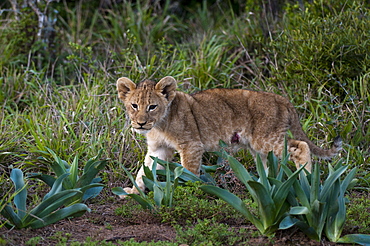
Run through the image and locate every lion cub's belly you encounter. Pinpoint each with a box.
[202,130,251,152]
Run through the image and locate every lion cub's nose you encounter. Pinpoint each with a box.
[137,121,147,127]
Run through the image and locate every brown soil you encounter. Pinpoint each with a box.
[0,197,342,246]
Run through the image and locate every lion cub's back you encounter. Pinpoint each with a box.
[190,88,290,115]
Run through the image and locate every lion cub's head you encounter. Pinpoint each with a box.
[116,76,177,134]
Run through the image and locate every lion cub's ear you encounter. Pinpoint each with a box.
[156,76,177,102]
[116,77,136,101]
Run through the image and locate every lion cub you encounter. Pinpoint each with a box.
[117,76,342,195]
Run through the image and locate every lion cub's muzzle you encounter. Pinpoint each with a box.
[131,121,154,134]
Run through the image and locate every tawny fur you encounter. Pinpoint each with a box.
[116,76,342,196]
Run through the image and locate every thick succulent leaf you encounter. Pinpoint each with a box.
[227,155,254,186]
[151,157,158,179]
[69,154,79,188]
[142,176,155,191]
[83,149,104,172]
[27,173,56,188]
[295,221,321,241]
[325,196,345,242]
[0,204,22,228]
[267,151,279,177]
[10,169,27,220]
[111,187,127,196]
[337,234,370,244]
[44,173,70,200]
[76,159,107,188]
[268,177,282,192]
[174,166,184,180]
[164,163,172,204]
[340,167,357,194]
[325,168,357,242]
[154,158,203,182]
[280,164,293,176]
[289,206,309,215]
[128,194,154,210]
[29,203,90,229]
[153,185,164,207]
[201,165,219,172]
[46,148,68,177]
[27,190,82,222]
[111,187,154,210]
[120,165,147,197]
[143,164,154,181]
[80,183,105,201]
[247,181,276,228]
[279,215,299,229]
[310,199,326,239]
[310,164,320,204]
[285,170,310,208]
[255,155,269,189]
[320,165,347,201]
[273,164,305,212]
[154,158,180,169]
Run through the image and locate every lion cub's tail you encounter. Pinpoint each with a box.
[289,106,342,159]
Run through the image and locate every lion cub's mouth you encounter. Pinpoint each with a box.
[133,127,151,134]
[131,123,153,134]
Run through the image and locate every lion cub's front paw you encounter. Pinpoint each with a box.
[119,187,140,199]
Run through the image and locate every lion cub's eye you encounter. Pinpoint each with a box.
[131,104,138,110]
[148,105,157,111]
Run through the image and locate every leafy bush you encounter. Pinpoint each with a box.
[28,148,107,203]
[0,169,90,229]
[271,1,370,95]
[201,144,305,236]
[112,157,216,210]
[280,161,370,244]
[112,161,157,210]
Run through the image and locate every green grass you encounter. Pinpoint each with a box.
[0,0,369,244]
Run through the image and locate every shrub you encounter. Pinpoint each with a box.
[201,144,305,236]
[0,169,90,229]
[271,1,370,96]
[280,161,370,244]
[28,148,107,203]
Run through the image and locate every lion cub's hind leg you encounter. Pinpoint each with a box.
[288,139,312,172]
[178,144,204,176]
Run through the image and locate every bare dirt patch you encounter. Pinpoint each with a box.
[1,197,341,246]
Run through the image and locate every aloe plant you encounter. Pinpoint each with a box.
[0,169,90,229]
[201,147,305,236]
[279,161,370,244]
[112,156,218,210]
[112,163,155,210]
[28,148,107,203]
[152,158,218,185]
[112,157,185,209]
[143,157,185,207]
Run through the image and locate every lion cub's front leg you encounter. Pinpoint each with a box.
[120,147,173,198]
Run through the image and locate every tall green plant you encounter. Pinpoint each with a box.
[143,157,184,208]
[0,169,90,229]
[279,162,370,244]
[112,155,217,210]
[28,148,107,203]
[201,145,305,236]
[112,157,186,210]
